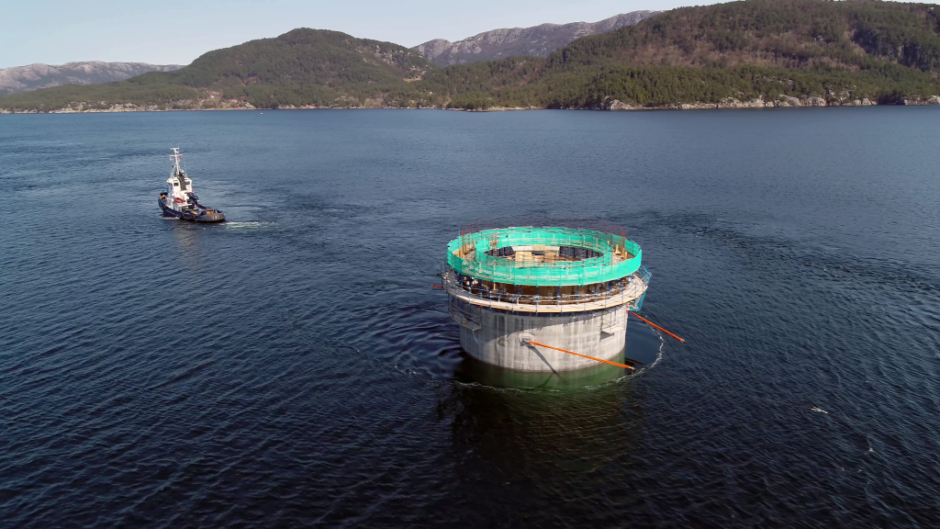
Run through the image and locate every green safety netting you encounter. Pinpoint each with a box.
[447,226,642,286]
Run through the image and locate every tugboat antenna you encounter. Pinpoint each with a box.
[169,147,182,176]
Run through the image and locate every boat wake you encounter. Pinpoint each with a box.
[224,221,276,230]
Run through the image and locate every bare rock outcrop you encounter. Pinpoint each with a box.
[0,61,182,95]
[413,11,661,66]
[605,93,896,111]
[0,61,183,96]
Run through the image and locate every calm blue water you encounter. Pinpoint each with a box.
[1,108,938,527]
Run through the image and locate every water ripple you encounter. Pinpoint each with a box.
[1,109,939,527]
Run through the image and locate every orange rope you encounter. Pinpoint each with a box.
[630,312,685,342]
[431,284,445,289]
[526,340,635,370]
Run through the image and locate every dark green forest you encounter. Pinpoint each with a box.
[0,29,430,111]
[422,0,940,109]
[3,0,940,112]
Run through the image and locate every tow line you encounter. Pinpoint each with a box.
[523,338,636,370]
[630,312,685,342]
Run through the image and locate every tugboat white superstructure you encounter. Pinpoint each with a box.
[158,148,225,223]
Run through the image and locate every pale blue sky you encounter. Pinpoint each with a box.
[0,0,723,68]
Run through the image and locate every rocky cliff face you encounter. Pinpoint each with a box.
[413,11,660,66]
[0,62,183,96]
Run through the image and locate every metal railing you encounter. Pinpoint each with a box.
[443,268,650,310]
[447,226,643,287]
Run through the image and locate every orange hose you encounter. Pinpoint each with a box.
[526,340,635,370]
[630,312,685,342]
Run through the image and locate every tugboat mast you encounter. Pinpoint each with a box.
[169,147,185,187]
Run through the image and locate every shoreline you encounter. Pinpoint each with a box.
[3,95,939,115]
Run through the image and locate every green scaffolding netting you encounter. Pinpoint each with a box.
[447,226,642,286]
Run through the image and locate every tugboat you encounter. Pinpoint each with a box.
[158,148,225,223]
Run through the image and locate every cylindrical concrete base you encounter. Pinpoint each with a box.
[455,301,628,372]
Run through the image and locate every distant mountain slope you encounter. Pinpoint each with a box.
[166,29,428,89]
[0,29,430,111]
[423,0,940,109]
[547,0,940,72]
[413,11,661,65]
[3,1,940,113]
[0,62,183,95]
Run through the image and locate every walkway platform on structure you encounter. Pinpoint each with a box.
[442,271,648,314]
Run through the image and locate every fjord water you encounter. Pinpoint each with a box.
[1,108,938,527]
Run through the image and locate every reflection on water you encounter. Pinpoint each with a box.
[453,351,629,389]
[169,222,219,273]
[437,375,646,526]
[170,222,200,250]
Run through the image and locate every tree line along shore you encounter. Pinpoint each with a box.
[3,1,940,113]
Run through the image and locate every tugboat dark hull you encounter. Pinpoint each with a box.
[159,196,226,223]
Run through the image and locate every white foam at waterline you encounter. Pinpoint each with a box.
[224,221,276,229]
[597,332,666,388]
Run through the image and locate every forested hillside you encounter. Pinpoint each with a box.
[426,0,940,109]
[0,29,429,111]
[3,0,940,112]
[555,0,940,71]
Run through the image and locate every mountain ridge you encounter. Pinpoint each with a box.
[0,29,430,112]
[428,0,940,110]
[3,1,940,113]
[0,62,183,96]
[413,11,661,66]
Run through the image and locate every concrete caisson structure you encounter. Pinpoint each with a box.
[444,224,650,372]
